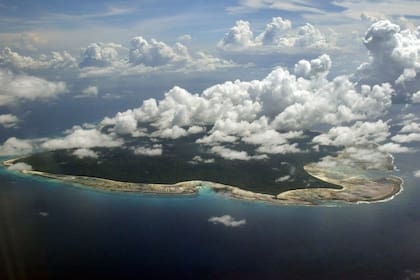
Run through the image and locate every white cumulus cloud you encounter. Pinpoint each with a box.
[0,114,19,128]
[313,120,390,147]
[0,69,66,106]
[41,126,123,150]
[218,20,255,49]
[412,91,420,103]
[378,142,413,153]
[129,36,189,67]
[0,47,76,70]
[0,137,34,156]
[275,175,291,182]
[400,122,420,133]
[80,37,236,77]
[256,17,292,45]
[210,145,266,161]
[81,86,98,97]
[97,52,395,159]
[392,133,420,143]
[79,42,123,68]
[218,17,334,50]
[353,20,420,101]
[208,215,246,227]
[73,148,99,159]
[133,144,162,156]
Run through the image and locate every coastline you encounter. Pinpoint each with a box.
[2,156,403,206]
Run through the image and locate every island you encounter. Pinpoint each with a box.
[2,140,403,206]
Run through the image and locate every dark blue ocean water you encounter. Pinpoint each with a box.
[1,149,420,280]
[1,104,420,279]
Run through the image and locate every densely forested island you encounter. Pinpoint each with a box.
[2,134,403,205]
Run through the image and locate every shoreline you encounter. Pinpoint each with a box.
[2,156,403,206]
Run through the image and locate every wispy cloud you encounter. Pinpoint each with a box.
[227,0,326,14]
[30,4,135,22]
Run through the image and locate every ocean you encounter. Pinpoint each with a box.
[1,148,420,279]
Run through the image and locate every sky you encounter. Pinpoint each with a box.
[0,0,419,171]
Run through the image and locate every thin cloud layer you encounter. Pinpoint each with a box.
[228,0,327,14]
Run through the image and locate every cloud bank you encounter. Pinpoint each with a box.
[218,17,334,50]
[0,20,417,164]
[98,52,393,159]
[354,20,420,101]
[0,47,76,70]
[78,36,236,77]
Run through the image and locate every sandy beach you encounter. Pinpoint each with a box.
[2,155,403,206]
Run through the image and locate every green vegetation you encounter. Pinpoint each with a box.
[18,133,340,195]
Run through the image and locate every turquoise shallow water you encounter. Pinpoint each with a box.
[1,149,420,279]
